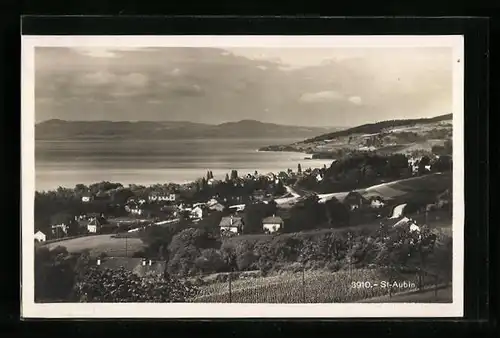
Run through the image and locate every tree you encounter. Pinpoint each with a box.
[225,173,230,182]
[324,197,350,228]
[386,154,410,178]
[196,211,223,234]
[243,202,276,234]
[112,188,134,205]
[274,180,286,196]
[194,248,226,273]
[418,156,431,175]
[286,195,327,232]
[35,246,80,302]
[230,170,239,180]
[432,155,452,172]
[169,228,220,258]
[297,163,302,174]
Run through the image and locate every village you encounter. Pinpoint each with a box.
[34,149,452,248]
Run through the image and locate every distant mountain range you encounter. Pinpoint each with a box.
[35,119,345,140]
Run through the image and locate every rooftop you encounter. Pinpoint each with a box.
[219,216,243,228]
[262,216,284,224]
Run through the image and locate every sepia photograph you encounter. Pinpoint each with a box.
[21,35,464,318]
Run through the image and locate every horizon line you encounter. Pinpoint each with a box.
[35,112,452,128]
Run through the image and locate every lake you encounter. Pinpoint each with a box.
[35,138,333,192]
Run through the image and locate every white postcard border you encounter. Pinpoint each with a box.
[21,35,464,318]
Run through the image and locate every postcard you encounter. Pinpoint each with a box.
[21,35,464,318]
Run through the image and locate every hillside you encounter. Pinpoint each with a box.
[35,119,342,140]
[259,113,452,157]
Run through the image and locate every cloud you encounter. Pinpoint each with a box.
[171,68,181,76]
[299,90,345,103]
[77,72,148,88]
[73,47,156,58]
[256,65,267,70]
[147,99,163,104]
[74,48,119,58]
[79,71,118,85]
[168,84,205,97]
[121,73,149,87]
[348,96,362,105]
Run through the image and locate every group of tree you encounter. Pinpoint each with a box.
[298,153,412,193]
[243,201,278,234]
[35,246,198,303]
[206,171,214,181]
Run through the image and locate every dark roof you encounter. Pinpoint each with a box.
[97,257,166,277]
[262,216,284,224]
[337,191,366,203]
[219,216,243,227]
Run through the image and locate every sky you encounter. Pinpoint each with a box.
[34,46,453,127]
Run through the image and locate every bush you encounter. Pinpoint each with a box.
[73,266,198,302]
[194,248,226,274]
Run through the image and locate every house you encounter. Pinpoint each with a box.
[149,193,179,203]
[34,230,46,243]
[84,217,103,233]
[252,190,266,201]
[190,206,204,220]
[125,202,144,215]
[208,202,225,212]
[369,196,386,209]
[206,198,219,207]
[81,194,94,203]
[219,216,244,234]
[262,215,284,234]
[96,257,166,278]
[337,191,367,211]
[51,224,68,237]
[228,204,245,213]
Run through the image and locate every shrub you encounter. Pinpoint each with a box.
[194,248,226,274]
[73,266,198,302]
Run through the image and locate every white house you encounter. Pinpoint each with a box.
[86,217,102,233]
[34,230,46,242]
[208,203,225,212]
[370,197,385,209]
[81,194,94,203]
[228,204,245,212]
[262,215,284,234]
[190,206,204,220]
[206,198,219,207]
[149,193,179,202]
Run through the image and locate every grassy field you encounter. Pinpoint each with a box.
[316,172,451,204]
[190,268,445,303]
[43,234,145,257]
[362,172,451,200]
